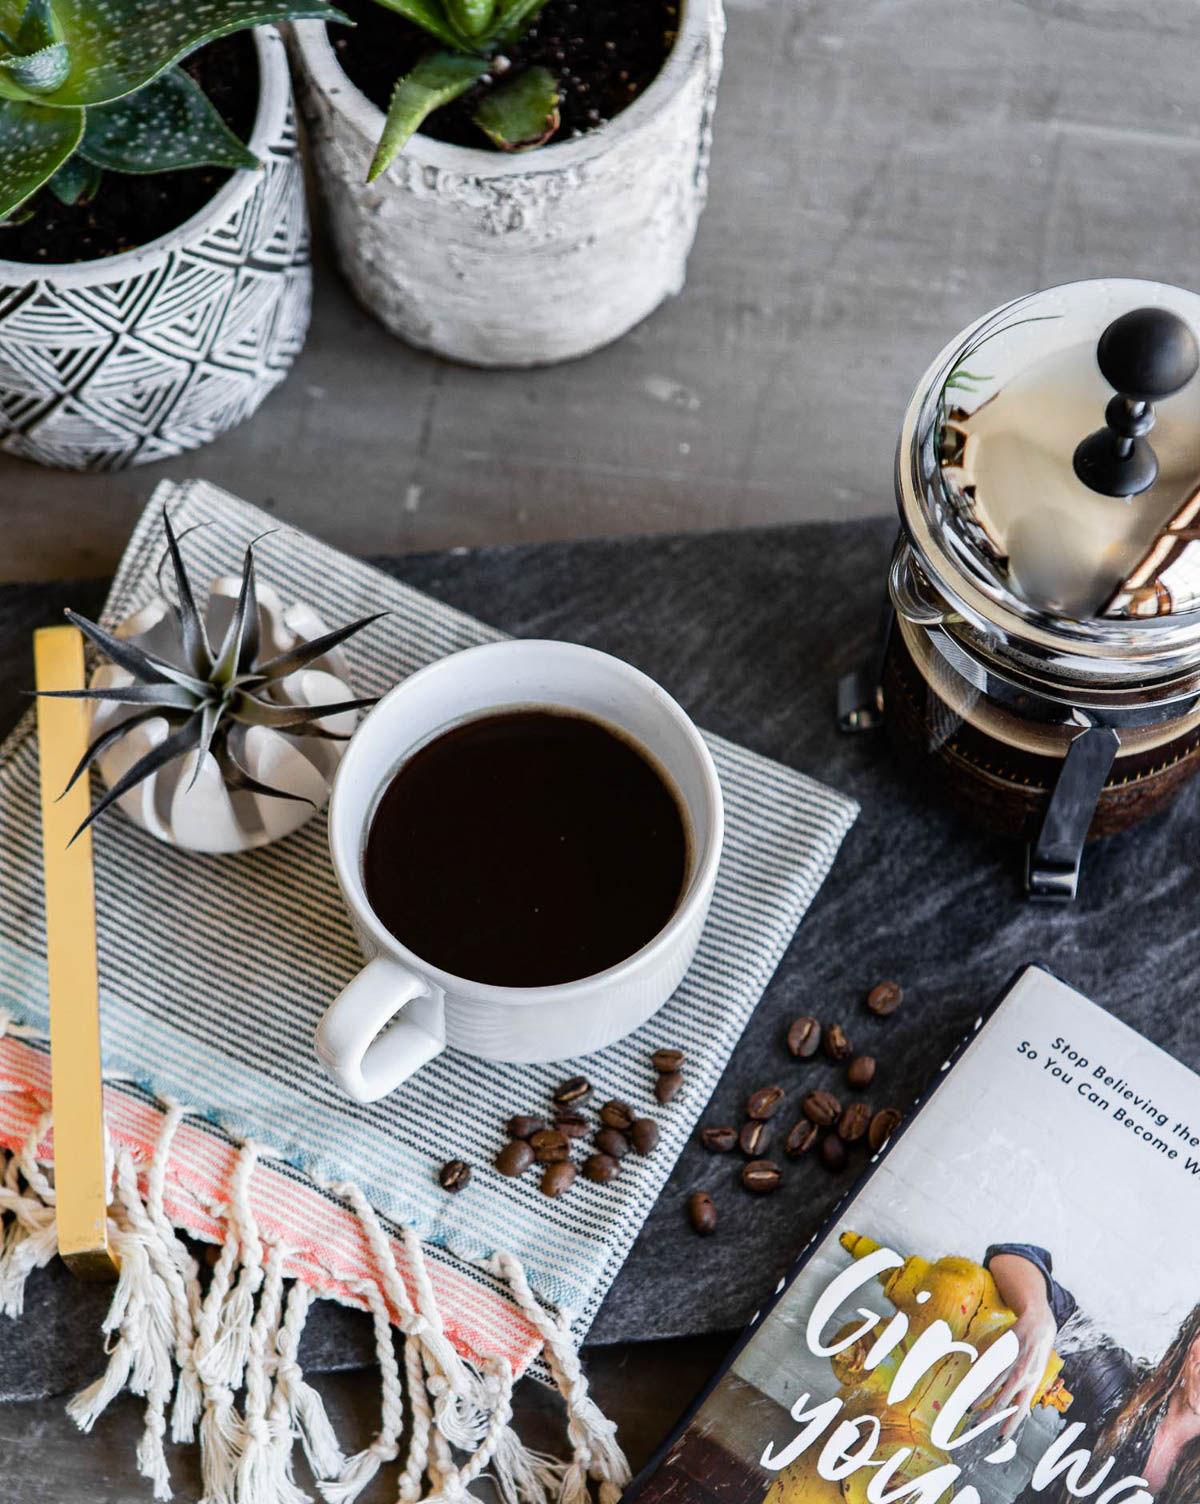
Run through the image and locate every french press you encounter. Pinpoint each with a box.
[841,279,1200,900]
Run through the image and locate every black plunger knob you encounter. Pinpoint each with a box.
[1074,306,1199,498]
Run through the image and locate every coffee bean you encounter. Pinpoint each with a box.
[839,1102,872,1142]
[701,1125,737,1153]
[786,1015,821,1058]
[553,1111,589,1138]
[867,980,903,1017]
[495,1140,534,1177]
[530,1129,570,1163]
[688,1190,717,1235]
[595,1127,630,1158]
[741,1159,782,1194]
[655,1071,684,1105]
[819,1134,848,1172]
[506,1115,546,1140]
[823,1023,852,1061]
[599,1099,635,1131]
[747,1085,785,1120]
[552,1076,592,1107]
[583,1153,619,1183]
[438,1159,471,1192]
[541,1161,576,1197]
[802,1089,841,1126]
[739,1120,771,1156]
[785,1119,819,1157]
[868,1106,902,1150]
[630,1118,660,1155]
[652,1048,685,1073]
[847,1056,876,1088]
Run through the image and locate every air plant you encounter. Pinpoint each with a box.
[0,0,348,223]
[39,512,384,845]
[361,0,561,175]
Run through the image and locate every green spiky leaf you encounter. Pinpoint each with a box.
[161,511,212,677]
[246,612,389,683]
[212,545,260,683]
[46,147,99,202]
[0,40,69,94]
[366,0,462,51]
[0,93,81,216]
[17,0,350,109]
[228,692,377,729]
[16,0,60,53]
[444,0,493,37]
[59,704,165,796]
[217,743,315,806]
[79,66,257,174]
[64,607,208,693]
[69,715,203,844]
[473,63,557,151]
[37,682,202,708]
[368,49,489,179]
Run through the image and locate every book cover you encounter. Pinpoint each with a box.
[628,965,1200,1504]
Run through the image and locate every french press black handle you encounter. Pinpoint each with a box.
[1073,306,1200,498]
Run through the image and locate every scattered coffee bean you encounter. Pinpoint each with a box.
[802,1089,841,1126]
[494,1140,534,1177]
[553,1111,590,1138]
[652,1048,685,1073]
[701,1125,737,1153]
[438,1159,471,1192]
[630,1118,660,1155]
[655,1071,684,1105]
[785,1119,819,1157]
[819,1134,848,1171]
[506,1114,546,1140]
[541,1161,576,1197]
[786,1015,821,1059]
[530,1129,570,1163]
[868,1106,902,1150]
[741,1159,782,1194]
[739,1120,771,1156]
[823,1023,852,1061]
[847,1055,876,1088]
[688,1190,717,1235]
[867,980,903,1017]
[594,1126,630,1158]
[583,1153,620,1183]
[552,1076,592,1107]
[839,1101,872,1142]
[747,1084,785,1120]
[599,1099,635,1131]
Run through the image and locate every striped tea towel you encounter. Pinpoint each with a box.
[0,480,858,1504]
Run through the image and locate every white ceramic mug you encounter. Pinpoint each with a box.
[316,640,724,1103]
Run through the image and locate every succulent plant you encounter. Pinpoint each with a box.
[360,0,561,174]
[0,0,348,222]
[38,511,384,846]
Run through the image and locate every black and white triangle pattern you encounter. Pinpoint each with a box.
[0,105,311,471]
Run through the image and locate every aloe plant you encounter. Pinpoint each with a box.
[0,0,349,222]
[360,0,561,176]
[38,512,384,842]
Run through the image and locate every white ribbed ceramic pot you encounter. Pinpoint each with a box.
[288,0,725,367]
[0,27,312,471]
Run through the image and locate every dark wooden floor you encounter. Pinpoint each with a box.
[4,0,1200,1496]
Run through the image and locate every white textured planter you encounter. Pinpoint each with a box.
[289,0,725,366]
[0,28,311,470]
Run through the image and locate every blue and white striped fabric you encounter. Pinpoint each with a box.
[0,480,858,1335]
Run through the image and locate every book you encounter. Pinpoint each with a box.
[627,964,1200,1504]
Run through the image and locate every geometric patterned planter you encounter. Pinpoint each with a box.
[288,0,725,368]
[0,27,311,471]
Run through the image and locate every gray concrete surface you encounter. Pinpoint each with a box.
[3,0,1200,1497]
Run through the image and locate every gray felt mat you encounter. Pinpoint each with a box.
[4,518,1200,1399]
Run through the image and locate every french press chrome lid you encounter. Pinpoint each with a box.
[894,278,1200,716]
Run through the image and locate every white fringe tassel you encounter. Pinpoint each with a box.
[0,1116,630,1504]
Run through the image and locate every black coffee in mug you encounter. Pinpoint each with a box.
[362,708,689,988]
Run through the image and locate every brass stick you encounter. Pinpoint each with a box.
[34,625,119,1281]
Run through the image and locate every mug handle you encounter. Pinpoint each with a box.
[315,957,446,1102]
